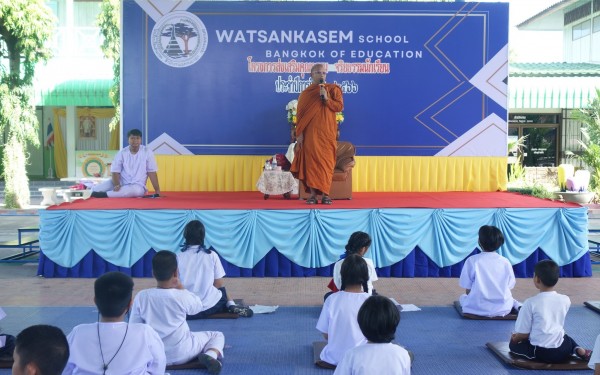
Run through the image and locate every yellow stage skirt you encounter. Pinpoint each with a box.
[153,155,507,192]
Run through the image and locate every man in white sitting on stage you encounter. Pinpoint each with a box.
[91,129,161,198]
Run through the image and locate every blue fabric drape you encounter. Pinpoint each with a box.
[39,207,589,270]
[37,247,592,278]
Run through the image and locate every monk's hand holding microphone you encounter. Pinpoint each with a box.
[319,79,327,101]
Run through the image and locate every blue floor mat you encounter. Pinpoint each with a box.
[1,306,598,374]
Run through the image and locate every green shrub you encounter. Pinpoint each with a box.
[508,184,554,199]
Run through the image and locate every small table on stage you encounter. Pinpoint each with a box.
[256,170,298,200]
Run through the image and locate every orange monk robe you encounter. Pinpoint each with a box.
[291,83,344,195]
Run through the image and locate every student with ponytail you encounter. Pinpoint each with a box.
[329,231,378,297]
[316,254,371,368]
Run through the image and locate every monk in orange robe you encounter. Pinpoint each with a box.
[291,64,344,205]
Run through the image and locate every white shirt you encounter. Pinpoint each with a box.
[459,251,516,316]
[0,307,5,349]
[333,257,378,294]
[334,343,412,375]
[111,145,158,188]
[588,334,600,370]
[316,291,370,365]
[177,246,225,310]
[514,291,570,348]
[130,288,204,364]
[63,322,166,375]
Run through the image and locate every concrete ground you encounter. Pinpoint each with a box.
[0,198,599,308]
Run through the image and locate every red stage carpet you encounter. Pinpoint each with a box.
[48,191,578,211]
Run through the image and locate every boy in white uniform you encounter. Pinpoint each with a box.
[329,232,378,298]
[510,259,592,363]
[335,295,412,375]
[12,325,69,375]
[459,225,521,317]
[131,250,225,374]
[177,220,252,318]
[91,128,160,198]
[588,334,600,373]
[63,271,165,374]
[317,254,370,367]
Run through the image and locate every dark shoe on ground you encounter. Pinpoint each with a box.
[321,196,332,205]
[306,196,317,205]
[91,191,108,198]
[228,304,254,317]
[198,353,222,374]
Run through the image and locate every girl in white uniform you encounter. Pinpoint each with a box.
[316,254,370,367]
[459,225,521,317]
[177,220,253,318]
[335,295,412,375]
[327,231,378,300]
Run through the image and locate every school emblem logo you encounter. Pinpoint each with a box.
[151,11,208,68]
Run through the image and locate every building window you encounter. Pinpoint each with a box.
[561,109,587,168]
[509,114,560,167]
[573,19,591,40]
[594,15,600,33]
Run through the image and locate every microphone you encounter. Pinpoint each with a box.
[319,79,325,101]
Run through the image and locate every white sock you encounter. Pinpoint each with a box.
[226,300,235,307]
[204,350,218,360]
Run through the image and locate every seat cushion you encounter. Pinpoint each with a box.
[332,171,349,182]
[336,141,356,172]
[486,342,590,370]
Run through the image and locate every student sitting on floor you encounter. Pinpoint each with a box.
[317,254,371,367]
[588,334,600,373]
[458,225,521,317]
[326,231,378,300]
[334,295,411,375]
[177,220,252,318]
[509,259,592,363]
[12,324,69,375]
[131,250,225,374]
[63,271,166,374]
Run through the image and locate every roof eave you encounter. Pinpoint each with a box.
[516,0,578,31]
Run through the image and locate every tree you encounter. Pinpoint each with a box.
[573,89,600,190]
[98,0,120,131]
[173,23,198,55]
[0,1,55,208]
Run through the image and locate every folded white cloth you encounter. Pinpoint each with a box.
[285,143,296,164]
[249,305,279,314]
[388,300,421,312]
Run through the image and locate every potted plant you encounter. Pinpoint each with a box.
[571,88,600,196]
[555,165,594,203]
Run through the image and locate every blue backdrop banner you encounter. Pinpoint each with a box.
[122,1,509,156]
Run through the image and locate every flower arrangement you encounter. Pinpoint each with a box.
[558,164,590,192]
[285,99,344,125]
[556,164,595,203]
[286,99,298,124]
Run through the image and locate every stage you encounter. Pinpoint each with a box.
[36,192,592,278]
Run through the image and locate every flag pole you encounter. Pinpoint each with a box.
[48,145,54,179]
